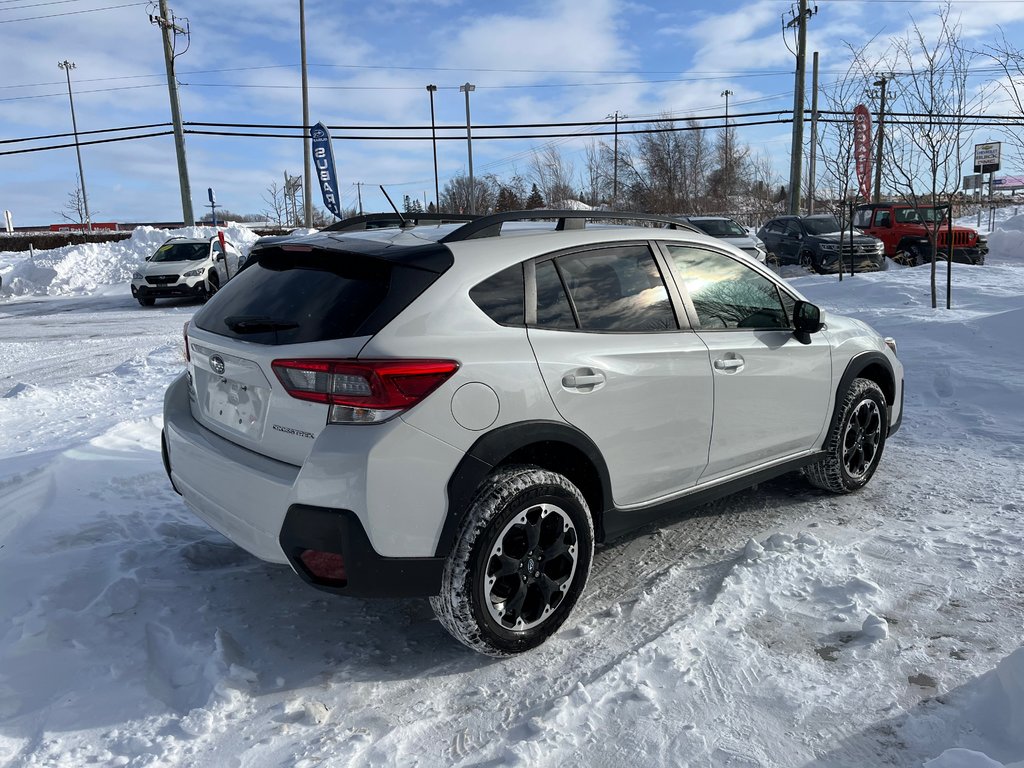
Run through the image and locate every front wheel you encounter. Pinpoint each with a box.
[799,250,817,272]
[805,378,887,494]
[430,465,594,657]
[203,273,220,301]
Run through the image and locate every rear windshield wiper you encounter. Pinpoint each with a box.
[224,316,299,334]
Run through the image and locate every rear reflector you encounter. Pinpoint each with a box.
[271,358,459,423]
[299,549,347,585]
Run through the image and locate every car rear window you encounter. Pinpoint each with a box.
[192,248,442,344]
[470,264,525,326]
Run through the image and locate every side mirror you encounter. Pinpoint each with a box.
[793,300,822,335]
[215,252,225,261]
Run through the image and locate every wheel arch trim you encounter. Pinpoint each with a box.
[827,351,896,447]
[438,420,612,557]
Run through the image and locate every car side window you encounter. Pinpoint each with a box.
[666,245,789,331]
[783,220,803,237]
[534,259,576,330]
[853,209,873,229]
[873,210,891,227]
[470,264,525,326]
[554,245,677,332]
[764,220,784,234]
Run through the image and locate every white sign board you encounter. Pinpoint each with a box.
[974,142,1001,173]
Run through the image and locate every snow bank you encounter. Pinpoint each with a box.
[985,214,1024,266]
[0,225,261,298]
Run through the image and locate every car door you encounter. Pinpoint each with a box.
[661,243,832,481]
[777,219,805,263]
[526,242,714,507]
[210,240,229,284]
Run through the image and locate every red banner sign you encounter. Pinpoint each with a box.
[853,104,873,200]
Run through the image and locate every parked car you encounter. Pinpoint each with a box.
[131,235,241,306]
[853,203,987,266]
[757,215,886,273]
[678,216,768,262]
[162,210,904,656]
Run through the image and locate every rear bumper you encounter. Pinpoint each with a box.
[280,505,444,597]
[162,372,465,578]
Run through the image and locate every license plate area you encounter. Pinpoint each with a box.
[201,373,270,439]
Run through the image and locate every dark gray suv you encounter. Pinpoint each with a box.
[757,215,886,274]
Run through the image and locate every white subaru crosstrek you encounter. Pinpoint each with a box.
[162,211,904,656]
[132,235,242,306]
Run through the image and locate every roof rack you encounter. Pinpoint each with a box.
[439,210,701,243]
[323,212,478,233]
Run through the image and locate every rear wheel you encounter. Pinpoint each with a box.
[805,378,887,494]
[430,465,594,657]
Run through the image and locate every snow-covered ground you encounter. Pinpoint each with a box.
[0,218,1022,768]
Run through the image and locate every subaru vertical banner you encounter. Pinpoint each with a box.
[853,104,872,200]
[311,121,342,218]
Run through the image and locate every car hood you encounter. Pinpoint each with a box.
[139,258,207,276]
[717,234,763,250]
[813,232,878,245]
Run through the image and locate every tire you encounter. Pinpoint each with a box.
[895,246,923,267]
[137,297,155,307]
[799,250,817,272]
[805,378,887,494]
[430,465,595,657]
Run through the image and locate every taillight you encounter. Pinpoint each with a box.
[183,321,190,363]
[271,358,460,424]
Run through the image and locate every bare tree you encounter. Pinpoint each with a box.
[813,42,883,221]
[441,174,498,214]
[885,2,978,307]
[262,181,287,226]
[983,29,1024,169]
[530,146,577,206]
[57,175,89,226]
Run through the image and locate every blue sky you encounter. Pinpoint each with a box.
[2,0,1024,225]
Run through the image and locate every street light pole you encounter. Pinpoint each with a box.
[57,60,91,232]
[299,0,312,226]
[460,82,476,214]
[427,84,439,210]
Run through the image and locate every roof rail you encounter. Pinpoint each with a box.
[439,209,701,243]
[323,212,478,233]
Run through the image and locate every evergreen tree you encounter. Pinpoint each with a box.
[494,186,522,212]
[525,184,545,209]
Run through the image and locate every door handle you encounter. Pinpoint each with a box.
[713,357,744,371]
[562,370,606,389]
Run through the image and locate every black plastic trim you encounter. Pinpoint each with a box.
[322,212,477,232]
[602,452,826,542]
[438,421,613,557]
[889,379,905,436]
[279,504,444,598]
[160,430,181,496]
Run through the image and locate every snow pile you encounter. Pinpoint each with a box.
[0,224,261,298]
[984,213,1024,266]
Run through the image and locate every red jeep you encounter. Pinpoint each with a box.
[853,204,987,266]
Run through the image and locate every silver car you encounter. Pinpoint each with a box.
[162,210,903,656]
[680,216,768,262]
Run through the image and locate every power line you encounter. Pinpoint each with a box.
[0,130,172,156]
[0,121,170,144]
[0,1,147,23]
[0,0,93,11]
[0,83,165,102]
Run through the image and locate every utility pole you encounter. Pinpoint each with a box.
[808,52,819,214]
[607,111,626,205]
[460,83,476,214]
[354,181,363,215]
[786,0,816,216]
[872,75,890,204]
[150,0,194,226]
[426,85,439,209]
[57,60,91,233]
[721,91,733,200]
[299,0,312,226]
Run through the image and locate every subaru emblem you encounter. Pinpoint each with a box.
[210,354,225,375]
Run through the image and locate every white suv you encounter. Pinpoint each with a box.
[162,211,904,656]
[132,235,241,306]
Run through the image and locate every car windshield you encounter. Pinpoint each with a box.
[690,219,747,237]
[149,242,209,262]
[895,207,946,224]
[802,217,842,235]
